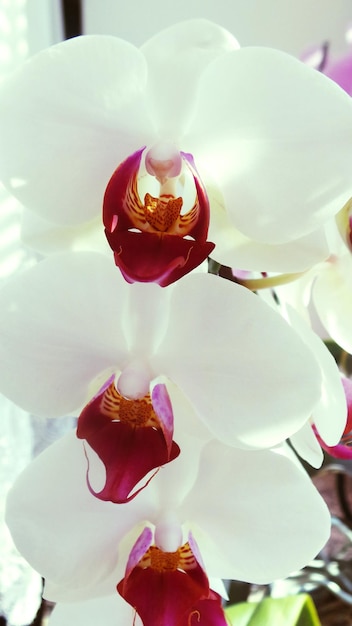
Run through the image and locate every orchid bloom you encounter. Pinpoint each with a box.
[0,21,352,280]
[6,432,330,609]
[0,250,328,500]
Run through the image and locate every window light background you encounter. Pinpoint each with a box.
[82,0,352,56]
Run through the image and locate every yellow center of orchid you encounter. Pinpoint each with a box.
[150,546,181,571]
[100,382,159,428]
[138,542,197,573]
[144,193,183,232]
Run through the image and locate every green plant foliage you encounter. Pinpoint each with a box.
[225,593,321,626]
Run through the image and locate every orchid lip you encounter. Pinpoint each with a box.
[117,526,228,626]
[103,145,214,286]
[76,379,180,503]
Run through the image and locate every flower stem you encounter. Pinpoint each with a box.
[238,271,305,291]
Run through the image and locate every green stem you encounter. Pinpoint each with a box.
[238,271,305,291]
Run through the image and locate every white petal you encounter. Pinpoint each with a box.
[283,305,347,446]
[182,442,330,583]
[186,47,352,244]
[21,209,111,256]
[0,36,153,224]
[208,188,330,272]
[49,595,139,626]
[209,578,228,600]
[5,432,157,601]
[154,273,322,448]
[165,379,213,442]
[141,19,238,138]
[122,281,170,356]
[0,252,130,416]
[275,268,318,325]
[5,424,208,601]
[151,405,211,510]
[290,422,324,469]
[313,254,352,353]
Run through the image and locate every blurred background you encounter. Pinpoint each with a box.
[24,0,352,55]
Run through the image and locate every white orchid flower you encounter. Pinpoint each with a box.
[0,250,326,499]
[6,432,330,615]
[0,20,352,282]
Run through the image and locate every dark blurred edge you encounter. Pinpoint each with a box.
[61,0,82,39]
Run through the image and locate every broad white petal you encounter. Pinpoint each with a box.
[165,379,213,442]
[186,48,352,244]
[290,422,324,469]
[0,36,153,224]
[313,254,352,353]
[5,424,207,601]
[141,19,238,138]
[182,442,330,583]
[21,209,111,256]
[283,306,346,446]
[49,595,139,626]
[208,188,330,272]
[5,432,157,601]
[275,269,317,325]
[0,252,130,416]
[154,273,322,448]
[122,281,170,356]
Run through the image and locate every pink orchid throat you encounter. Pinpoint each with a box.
[103,147,215,287]
[117,527,228,626]
[77,381,180,503]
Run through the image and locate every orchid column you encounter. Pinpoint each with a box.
[0,18,351,626]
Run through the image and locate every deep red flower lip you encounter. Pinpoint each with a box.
[107,230,215,286]
[77,381,180,503]
[103,147,215,286]
[117,528,228,626]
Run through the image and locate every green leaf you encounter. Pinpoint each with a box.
[225,594,321,626]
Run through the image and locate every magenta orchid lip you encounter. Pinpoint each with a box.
[77,381,180,503]
[103,146,215,286]
[117,527,229,626]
